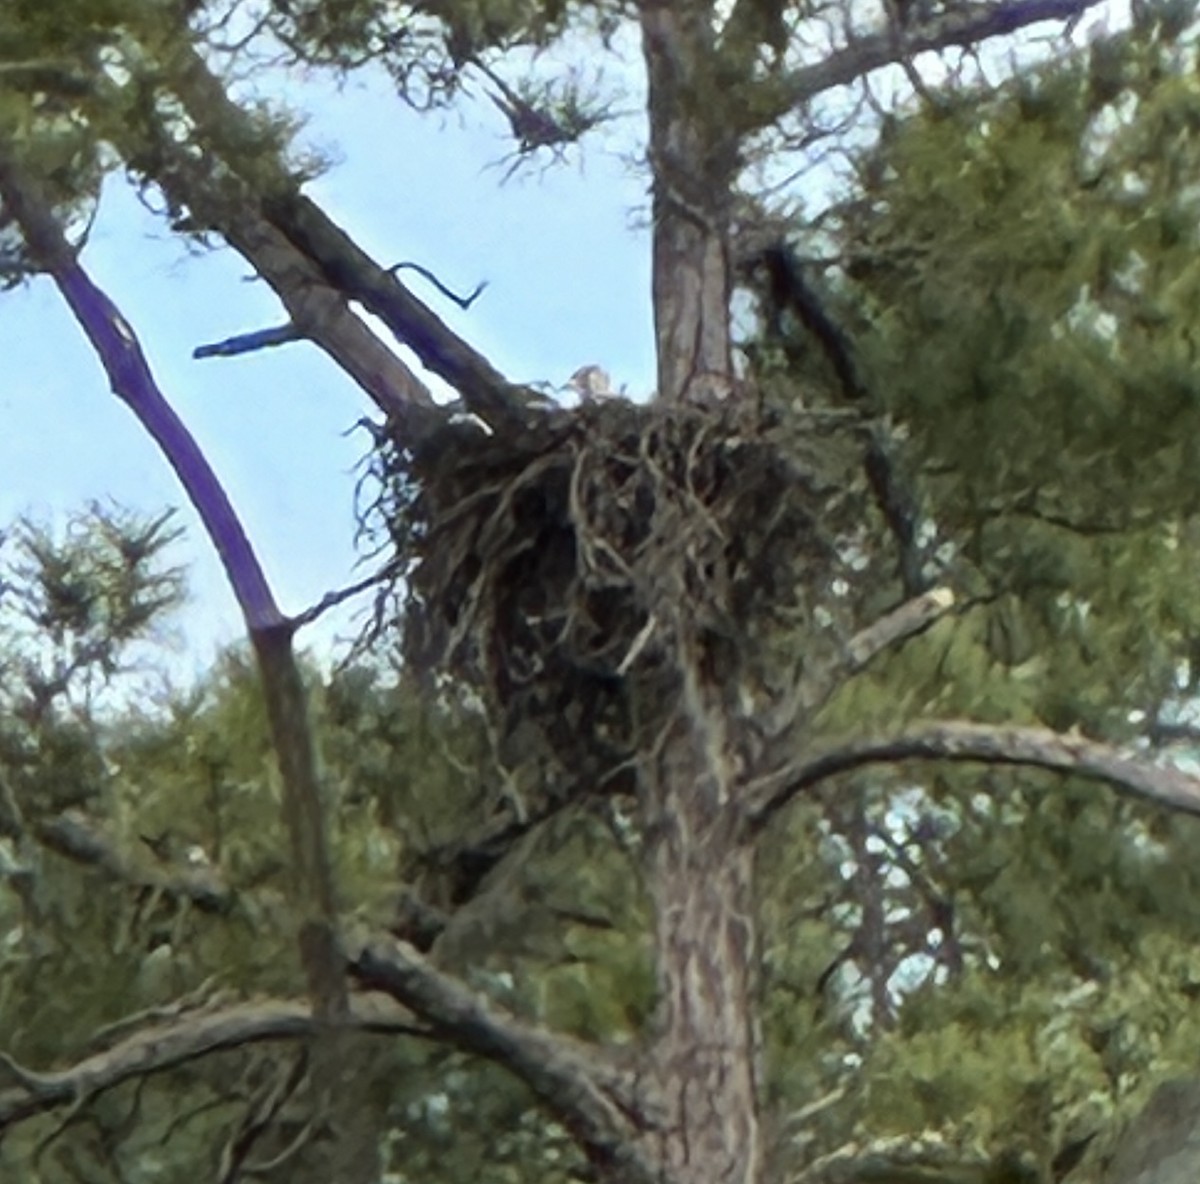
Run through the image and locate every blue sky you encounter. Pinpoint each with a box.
[0,60,657,675]
[0,10,1121,679]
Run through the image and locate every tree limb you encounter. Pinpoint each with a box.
[164,42,550,440]
[840,587,956,674]
[0,997,424,1131]
[743,242,928,592]
[193,322,301,359]
[0,148,283,633]
[0,148,349,1130]
[745,720,1200,832]
[128,135,434,431]
[769,0,1104,123]
[348,935,660,1184]
[760,588,956,740]
[33,811,232,914]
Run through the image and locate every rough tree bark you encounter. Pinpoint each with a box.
[640,719,762,1184]
[641,0,739,404]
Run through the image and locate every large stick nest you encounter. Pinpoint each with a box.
[371,397,876,788]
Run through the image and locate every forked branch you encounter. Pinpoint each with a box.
[0,998,423,1131]
[166,42,548,439]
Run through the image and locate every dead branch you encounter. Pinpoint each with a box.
[841,587,956,673]
[755,587,956,740]
[165,42,549,440]
[133,136,432,428]
[390,261,488,310]
[745,720,1200,833]
[288,569,390,632]
[193,323,301,359]
[0,997,425,1131]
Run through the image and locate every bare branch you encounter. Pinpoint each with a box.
[761,588,956,740]
[136,139,434,429]
[770,0,1104,123]
[287,569,388,632]
[0,148,282,632]
[193,323,301,360]
[164,42,550,439]
[390,261,488,310]
[348,936,660,1184]
[745,720,1200,832]
[0,997,425,1131]
[842,587,956,672]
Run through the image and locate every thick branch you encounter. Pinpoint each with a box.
[745,720,1200,831]
[125,134,434,430]
[165,43,548,439]
[0,997,422,1130]
[349,936,659,1184]
[771,0,1103,122]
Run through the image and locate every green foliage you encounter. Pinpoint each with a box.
[14,4,1200,1183]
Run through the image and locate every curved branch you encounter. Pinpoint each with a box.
[770,0,1104,121]
[0,998,423,1131]
[349,936,659,1184]
[0,148,282,633]
[0,150,345,1035]
[745,720,1200,832]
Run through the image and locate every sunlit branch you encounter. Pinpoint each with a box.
[841,587,956,672]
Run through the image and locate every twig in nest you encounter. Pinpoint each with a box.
[617,614,658,676]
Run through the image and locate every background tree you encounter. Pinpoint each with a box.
[8,2,1200,1184]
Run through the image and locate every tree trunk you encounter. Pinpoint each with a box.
[638,6,761,1180]
[640,0,739,404]
[640,719,763,1184]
